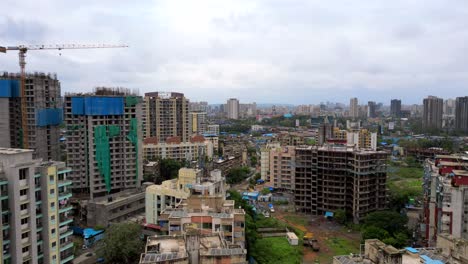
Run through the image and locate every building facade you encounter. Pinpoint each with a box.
[367,101,377,118]
[226,98,239,120]
[64,88,143,199]
[0,148,74,264]
[423,96,443,130]
[390,99,401,118]
[0,73,63,162]
[294,146,387,223]
[189,112,207,135]
[269,146,295,191]
[455,96,468,133]
[143,136,213,163]
[349,98,358,119]
[144,92,190,143]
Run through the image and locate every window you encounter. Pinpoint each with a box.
[49,175,54,182]
[22,246,29,253]
[20,189,27,196]
[51,215,55,221]
[19,168,28,180]
[21,218,28,225]
[20,204,28,210]
[50,189,55,195]
[50,202,55,208]
[51,242,56,248]
[21,232,29,239]
[51,228,56,235]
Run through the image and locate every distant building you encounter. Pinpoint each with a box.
[206,124,220,136]
[455,96,468,133]
[333,239,461,264]
[349,97,359,119]
[0,148,74,264]
[226,98,239,119]
[346,129,378,151]
[143,136,213,162]
[189,111,207,135]
[0,72,63,161]
[367,101,377,118]
[423,96,443,130]
[144,92,190,143]
[64,88,143,199]
[260,143,281,181]
[390,99,402,118]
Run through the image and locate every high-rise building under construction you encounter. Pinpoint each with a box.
[0,72,63,162]
[294,146,387,223]
[64,88,143,199]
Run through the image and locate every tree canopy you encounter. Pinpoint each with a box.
[226,166,251,184]
[97,222,145,264]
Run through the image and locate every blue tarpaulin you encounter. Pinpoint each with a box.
[71,96,124,116]
[0,79,20,98]
[325,211,334,217]
[36,108,63,126]
[405,247,419,253]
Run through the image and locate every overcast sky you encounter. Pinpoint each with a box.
[1,0,468,104]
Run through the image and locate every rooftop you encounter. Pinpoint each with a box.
[0,148,34,155]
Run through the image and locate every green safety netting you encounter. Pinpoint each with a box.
[94,125,112,193]
[108,125,121,137]
[125,96,140,107]
[127,118,139,183]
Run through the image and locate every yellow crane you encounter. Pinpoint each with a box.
[0,44,128,148]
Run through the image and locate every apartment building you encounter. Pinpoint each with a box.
[455,96,468,133]
[390,99,402,118]
[422,154,468,246]
[145,168,201,225]
[226,98,239,119]
[349,97,359,119]
[423,96,443,129]
[139,233,247,264]
[0,73,62,161]
[206,125,220,136]
[156,170,246,248]
[260,143,281,181]
[269,146,295,191]
[143,136,213,163]
[144,92,190,142]
[189,112,207,135]
[294,146,387,223]
[0,148,74,264]
[346,129,378,151]
[64,88,143,199]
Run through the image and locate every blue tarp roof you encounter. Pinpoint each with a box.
[83,228,104,239]
[420,255,444,264]
[284,113,293,118]
[405,247,419,253]
[257,179,265,183]
[268,204,274,208]
[242,192,260,198]
[325,212,334,217]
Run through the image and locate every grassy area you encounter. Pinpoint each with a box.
[387,164,423,197]
[284,215,308,227]
[325,237,360,256]
[251,237,302,264]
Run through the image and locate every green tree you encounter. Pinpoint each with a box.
[363,211,408,235]
[97,222,145,264]
[159,158,182,183]
[226,167,251,184]
[334,209,347,225]
[261,188,271,195]
[362,226,390,241]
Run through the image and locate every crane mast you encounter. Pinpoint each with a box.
[1,44,128,149]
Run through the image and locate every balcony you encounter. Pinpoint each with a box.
[60,241,74,252]
[20,194,29,202]
[58,191,72,201]
[19,179,28,187]
[58,180,72,188]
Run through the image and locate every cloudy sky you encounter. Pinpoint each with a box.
[1,0,468,104]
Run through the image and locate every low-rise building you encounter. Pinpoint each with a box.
[145,168,201,225]
[143,136,213,162]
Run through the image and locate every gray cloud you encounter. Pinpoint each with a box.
[1,0,468,104]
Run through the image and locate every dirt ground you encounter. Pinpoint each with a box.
[274,210,361,264]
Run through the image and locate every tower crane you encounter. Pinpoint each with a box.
[0,44,128,148]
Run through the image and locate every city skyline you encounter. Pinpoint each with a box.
[1,0,468,104]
